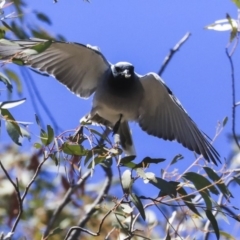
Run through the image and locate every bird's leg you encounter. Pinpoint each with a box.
[112,114,123,135]
[112,114,123,150]
[80,113,92,125]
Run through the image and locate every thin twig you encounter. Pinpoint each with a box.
[225,48,240,149]
[158,32,191,76]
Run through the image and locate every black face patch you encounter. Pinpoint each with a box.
[108,65,135,92]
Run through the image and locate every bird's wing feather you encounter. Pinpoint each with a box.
[0,39,110,98]
[138,73,220,165]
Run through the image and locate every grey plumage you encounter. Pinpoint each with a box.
[0,38,221,165]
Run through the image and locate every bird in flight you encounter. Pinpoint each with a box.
[0,38,220,165]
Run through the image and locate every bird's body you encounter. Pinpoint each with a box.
[93,65,144,124]
[0,38,221,165]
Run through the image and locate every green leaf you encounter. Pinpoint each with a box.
[31,40,52,54]
[49,152,59,166]
[135,157,165,168]
[120,155,137,168]
[0,29,5,39]
[177,187,201,217]
[40,129,48,145]
[183,172,219,196]
[62,142,87,156]
[83,146,107,166]
[231,0,240,8]
[219,231,236,240]
[12,58,24,66]
[203,167,233,199]
[1,108,23,144]
[121,170,132,193]
[200,190,212,210]
[5,120,22,145]
[121,155,136,164]
[149,176,178,198]
[0,98,26,109]
[226,13,238,42]
[46,125,54,145]
[87,156,106,169]
[170,154,184,165]
[130,193,146,221]
[1,20,13,32]
[4,69,22,94]
[0,72,12,92]
[222,116,228,127]
[35,12,52,25]
[34,143,42,149]
[35,114,42,127]
[205,210,220,240]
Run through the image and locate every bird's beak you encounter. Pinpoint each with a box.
[122,69,131,78]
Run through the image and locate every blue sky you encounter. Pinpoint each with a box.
[1,0,240,238]
[5,0,238,164]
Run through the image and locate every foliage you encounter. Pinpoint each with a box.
[0,1,240,240]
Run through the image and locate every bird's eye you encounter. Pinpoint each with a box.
[115,66,121,72]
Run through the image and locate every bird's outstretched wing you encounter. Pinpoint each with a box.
[138,72,220,165]
[0,39,110,98]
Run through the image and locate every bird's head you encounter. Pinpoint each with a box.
[111,62,134,79]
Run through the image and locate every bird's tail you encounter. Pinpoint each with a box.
[118,121,136,157]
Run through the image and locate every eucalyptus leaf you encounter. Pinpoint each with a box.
[183,172,219,196]
[5,121,22,145]
[0,98,26,109]
[0,72,12,92]
[130,192,146,221]
[205,210,220,240]
[62,142,87,156]
[204,167,233,199]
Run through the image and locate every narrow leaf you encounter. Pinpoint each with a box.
[5,121,22,145]
[46,124,54,145]
[222,116,228,127]
[62,142,87,156]
[205,210,220,240]
[130,193,146,221]
[135,157,165,168]
[219,231,236,240]
[0,98,26,109]
[0,72,12,92]
[231,0,240,8]
[177,187,201,216]
[170,154,184,165]
[204,167,233,199]
[183,172,219,195]
[149,176,178,198]
[35,12,52,25]
[4,69,22,94]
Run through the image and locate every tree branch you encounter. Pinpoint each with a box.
[225,48,240,149]
[158,32,191,76]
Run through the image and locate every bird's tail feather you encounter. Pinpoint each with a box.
[119,121,136,156]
